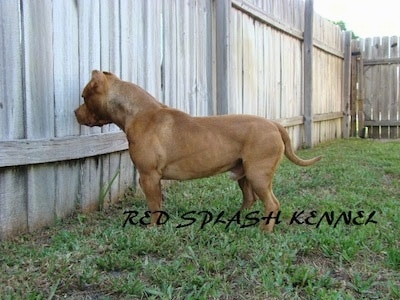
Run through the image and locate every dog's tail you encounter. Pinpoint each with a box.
[275,122,322,166]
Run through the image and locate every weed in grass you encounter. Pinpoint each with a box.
[385,247,400,270]
[388,280,400,298]
[99,169,120,210]
[348,272,375,296]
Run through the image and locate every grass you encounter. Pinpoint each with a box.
[1,138,399,299]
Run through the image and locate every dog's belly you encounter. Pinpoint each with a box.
[161,155,241,181]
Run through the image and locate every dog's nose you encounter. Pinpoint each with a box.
[74,108,81,120]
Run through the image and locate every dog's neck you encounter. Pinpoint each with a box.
[108,83,163,131]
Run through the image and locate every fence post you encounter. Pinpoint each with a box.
[215,0,231,115]
[304,0,313,147]
[342,31,352,138]
[350,41,358,137]
[357,48,365,137]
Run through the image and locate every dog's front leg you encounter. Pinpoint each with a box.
[139,173,163,226]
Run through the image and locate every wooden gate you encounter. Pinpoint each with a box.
[351,36,400,138]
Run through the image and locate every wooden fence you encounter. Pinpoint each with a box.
[351,36,400,138]
[0,0,349,239]
[225,0,350,148]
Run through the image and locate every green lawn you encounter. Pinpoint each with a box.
[1,139,399,299]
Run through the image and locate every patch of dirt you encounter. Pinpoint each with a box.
[295,253,350,289]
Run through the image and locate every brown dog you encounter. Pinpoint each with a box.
[75,70,321,232]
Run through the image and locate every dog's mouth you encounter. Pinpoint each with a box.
[74,107,110,127]
[85,119,110,127]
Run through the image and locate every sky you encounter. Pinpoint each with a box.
[313,0,400,38]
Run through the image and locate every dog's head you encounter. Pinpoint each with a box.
[74,70,114,127]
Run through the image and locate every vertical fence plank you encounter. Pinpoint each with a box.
[78,0,101,136]
[161,0,177,108]
[53,0,80,219]
[182,0,192,112]
[101,0,121,134]
[120,0,135,82]
[53,0,80,138]
[380,37,390,138]
[80,157,102,212]
[0,2,24,140]
[197,0,214,116]
[0,168,28,239]
[55,161,80,219]
[242,13,257,115]
[0,1,28,239]
[268,30,281,120]
[22,0,56,231]
[255,20,266,117]
[144,0,162,100]
[77,0,103,212]
[99,0,123,206]
[372,37,382,138]
[103,152,121,208]
[174,2,184,111]
[99,0,112,207]
[363,38,374,136]
[23,0,55,139]
[119,152,135,194]
[389,36,399,138]
[184,1,197,114]
[215,0,231,115]
[229,8,243,114]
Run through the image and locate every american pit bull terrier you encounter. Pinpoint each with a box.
[75,70,321,232]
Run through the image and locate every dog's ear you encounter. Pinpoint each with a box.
[82,70,108,98]
[89,70,107,90]
[91,70,104,81]
[91,70,101,77]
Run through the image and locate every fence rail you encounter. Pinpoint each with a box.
[1,0,349,239]
[0,133,128,168]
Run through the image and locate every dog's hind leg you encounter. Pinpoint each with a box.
[238,177,257,210]
[139,173,164,226]
[259,187,280,232]
[230,161,257,210]
[245,164,281,232]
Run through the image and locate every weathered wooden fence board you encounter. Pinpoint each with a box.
[55,161,80,219]
[229,8,243,114]
[0,1,26,239]
[0,168,28,238]
[23,0,57,231]
[0,2,24,140]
